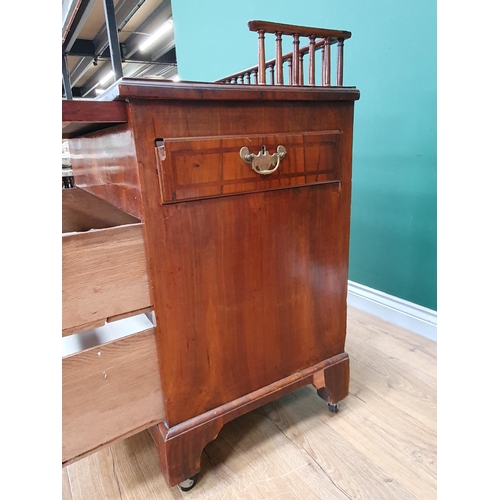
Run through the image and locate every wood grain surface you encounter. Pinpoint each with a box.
[151,353,349,486]
[63,307,437,500]
[247,20,352,40]
[128,96,355,429]
[62,223,151,334]
[62,99,128,138]
[157,131,342,203]
[62,187,139,234]
[62,83,358,491]
[62,328,164,463]
[147,184,349,426]
[98,78,360,103]
[69,124,143,219]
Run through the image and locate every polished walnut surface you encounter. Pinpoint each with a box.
[97,78,360,102]
[63,77,359,486]
[62,99,128,139]
[119,82,356,427]
[156,131,342,203]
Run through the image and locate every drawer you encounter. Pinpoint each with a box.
[155,130,342,203]
[62,326,164,464]
[62,188,151,335]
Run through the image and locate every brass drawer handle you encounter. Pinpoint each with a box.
[240,145,287,175]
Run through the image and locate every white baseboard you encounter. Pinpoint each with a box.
[347,281,437,341]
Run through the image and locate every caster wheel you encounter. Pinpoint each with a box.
[328,403,339,413]
[178,475,198,492]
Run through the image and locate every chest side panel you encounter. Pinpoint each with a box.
[130,99,355,426]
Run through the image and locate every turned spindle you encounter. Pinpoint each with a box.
[322,37,331,86]
[275,32,284,85]
[336,38,344,86]
[308,36,316,86]
[258,30,266,84]
[292,33,300,85]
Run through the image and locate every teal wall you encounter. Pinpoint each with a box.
[171,0,437,310]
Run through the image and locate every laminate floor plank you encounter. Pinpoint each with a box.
[347,308,436,365]
[66,448,124,499]
[286,385,436,498]
[346,320,437,430]
[346,319,437,394]
[63,306,437,500]
[197,410,349,500]
[260,394,420,500]
[62,468,73,500]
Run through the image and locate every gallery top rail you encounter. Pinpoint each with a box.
[247,20,351,42]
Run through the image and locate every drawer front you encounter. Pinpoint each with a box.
[62,223,151,335]
[156,131,342,203]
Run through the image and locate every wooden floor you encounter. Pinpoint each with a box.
[62,306,437,500]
